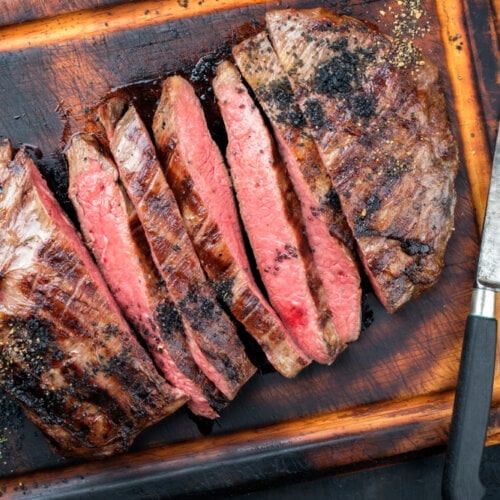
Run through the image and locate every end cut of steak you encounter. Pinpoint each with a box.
[99,98,256,399]
[233,32,362,343]
[0,143,186,458]
[66,133,226,419]
[152,75,310,378]
[213,61,344,364]
[266,9,459,312]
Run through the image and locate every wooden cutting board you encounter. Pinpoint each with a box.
[0,0,498,496]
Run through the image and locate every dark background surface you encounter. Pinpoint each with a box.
[229,445,500,499]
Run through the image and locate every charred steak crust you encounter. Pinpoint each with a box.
[152,75,310,378]
[235,35,354,251]
[66,134,227,418]
[0,144,186,458]
[233,32,362,343]
[213,61,344,365]
[98,98,256,399]
[266,8,459,312]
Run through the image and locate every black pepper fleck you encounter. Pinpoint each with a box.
[304,99,326,129]
[257,78,306,129]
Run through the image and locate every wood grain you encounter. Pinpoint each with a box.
[462,0,500,149]
[4,390,500,498]
[436,0,494,230]
[0,0,272,51]
[0,0,497,494]
[0,0,132,27]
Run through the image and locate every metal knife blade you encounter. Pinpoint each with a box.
[442,123,499,500]
[477,127,500,292]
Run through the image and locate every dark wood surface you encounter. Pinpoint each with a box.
[0,0,134,27]
[462,0,499,150]
[0,0,498,497]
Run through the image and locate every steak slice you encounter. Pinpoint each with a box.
[213,61,344,364]
[233,33,362,343]
[99,99,256,400]
[266,8,459,312]
[152,75,310,378]
[0,143,186,458]
[66,133,226,419]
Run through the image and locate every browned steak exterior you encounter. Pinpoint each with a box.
[233,33,362,343]
[214,61,344,365]
[99,99,256,399]
[234,33,354,252]
[66,134,227,418]
[266,9,459,312]
[152,75,310,378]
[0,144,186,458]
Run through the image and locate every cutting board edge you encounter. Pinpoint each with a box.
[2,390,500,498]
[435,0,493,229]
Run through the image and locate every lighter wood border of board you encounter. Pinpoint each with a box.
[2,389,500,497]
[436,0,493,230]
[0,0,268,51]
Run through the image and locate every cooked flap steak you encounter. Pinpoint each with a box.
[0,142,186,458]
[266,9,459,312]
[152,75,310,378]
[66,133,226,418]
[99,98,256,399]
[213,61,344,364]
[233,33,362,343]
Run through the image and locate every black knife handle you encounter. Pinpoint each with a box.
[442,314,497,500]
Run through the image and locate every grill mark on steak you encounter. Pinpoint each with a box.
[0,144,186,458]
[233,32,362,344]
[152,75,310,378]
[213,61,344,364]
[66,134,227,418]
[99,99,256,399]
[266,8,459,312]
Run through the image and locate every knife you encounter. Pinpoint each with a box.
[442,124,500,500]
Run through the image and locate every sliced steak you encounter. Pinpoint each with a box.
[66,133,226,418]
[266,8,459,312]
[234,33,362,343]
[0,143,186,458]
[99,99,256,399]
[213,61,344,364]
[152,75,310,378]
